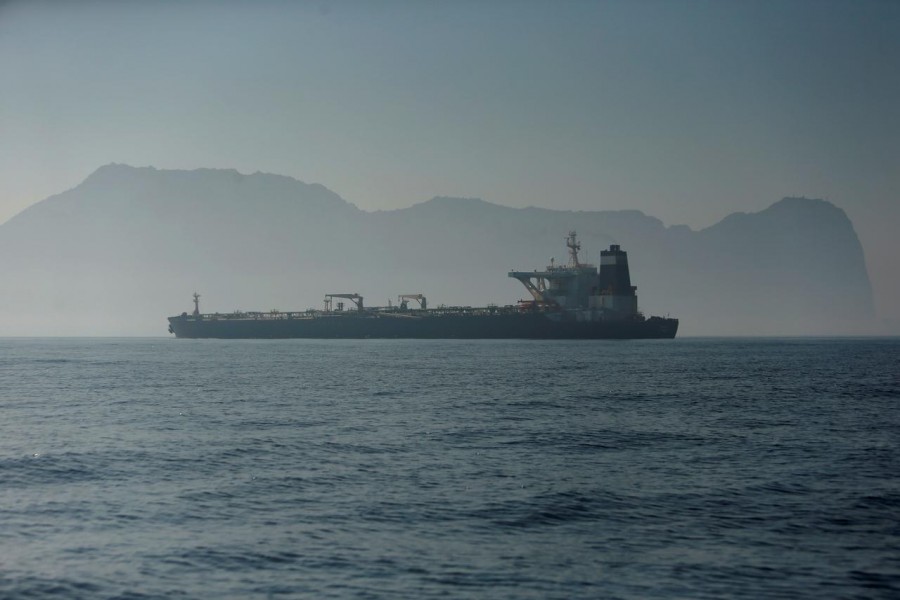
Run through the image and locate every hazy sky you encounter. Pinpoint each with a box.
[1,0,898,324]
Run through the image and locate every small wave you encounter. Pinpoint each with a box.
[752,481,814,495]
[30,358,75,364]
[848,570,900,591]
[854,492,900,510]
[0,576,103,599]
[170,546,304,571]
[480,490,629,529]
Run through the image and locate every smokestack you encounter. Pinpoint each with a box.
[598,245,636,296]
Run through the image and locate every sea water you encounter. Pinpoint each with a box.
[0,338,898,599]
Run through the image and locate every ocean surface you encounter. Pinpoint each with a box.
[1,337,898,599]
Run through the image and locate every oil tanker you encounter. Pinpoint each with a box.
[167,232,678,339]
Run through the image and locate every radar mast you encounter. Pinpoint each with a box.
[566,231,581,267]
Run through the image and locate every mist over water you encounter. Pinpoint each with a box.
[2,338,898,598]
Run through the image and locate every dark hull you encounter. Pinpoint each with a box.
[168,312,678,339]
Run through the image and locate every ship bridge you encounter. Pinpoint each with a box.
[509,232,640,318]
[509,231,598,309]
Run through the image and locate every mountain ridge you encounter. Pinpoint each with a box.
[11,164,844,233]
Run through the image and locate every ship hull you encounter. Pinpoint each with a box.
[168,312,678,340]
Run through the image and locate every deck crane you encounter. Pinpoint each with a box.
[398,294,427,310]
[324,293,364,312]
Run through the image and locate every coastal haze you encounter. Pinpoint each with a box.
[0,1,898,335]
[0,165,874,336]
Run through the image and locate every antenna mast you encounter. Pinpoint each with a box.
[566,231,581,267]
[192,292,201,316]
